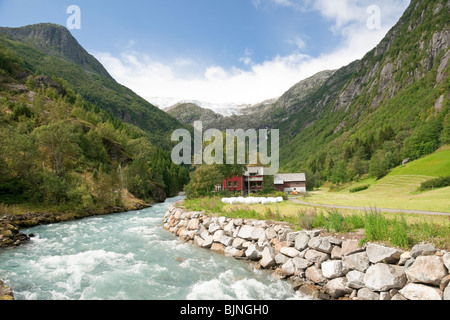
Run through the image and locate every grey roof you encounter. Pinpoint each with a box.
[274,173,306,183]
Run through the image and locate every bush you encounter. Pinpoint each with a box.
[349,185,370,193]
[419,176,450,191]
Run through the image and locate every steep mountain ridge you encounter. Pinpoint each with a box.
[0,23,188,149]
[0,23,110,78]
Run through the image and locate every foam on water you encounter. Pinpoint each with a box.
[0,197,307,300]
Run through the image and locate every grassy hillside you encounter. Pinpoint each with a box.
[305,147,450,213]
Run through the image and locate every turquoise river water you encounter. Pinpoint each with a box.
[0,196,307,300]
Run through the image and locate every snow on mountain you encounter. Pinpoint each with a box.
[146,97,251,117]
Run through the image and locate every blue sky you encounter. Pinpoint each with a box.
[0,0,410,106]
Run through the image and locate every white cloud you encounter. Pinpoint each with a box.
[94,1,410,106]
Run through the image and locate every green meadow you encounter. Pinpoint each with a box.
[305,146,450,213]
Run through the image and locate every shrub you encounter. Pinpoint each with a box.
[419,176,450,191]
[349,185,370,193]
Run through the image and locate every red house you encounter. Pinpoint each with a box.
[223,167,266,195]
[223,167,306,195]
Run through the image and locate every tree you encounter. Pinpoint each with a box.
[33,121,82,175]
[184,165,222,198]
[369,150,389,179]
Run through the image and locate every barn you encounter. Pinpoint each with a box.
[274,173,307,194]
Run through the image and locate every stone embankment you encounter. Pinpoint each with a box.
[163,204,450,300]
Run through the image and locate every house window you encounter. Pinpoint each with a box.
[234,181,238,188]
[228,181,232,188]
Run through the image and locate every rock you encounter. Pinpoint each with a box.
[237,225,254,240]
[292,257,313,270]
[202,235,214,248]
[305,249,330,265]
[187,218,199,230]
[323,278,352,299]
[232,237,245,249]
[444,283,450,300]
[223,220,235,236]
[399,283,442,300]
[308,237,333,254]
[346,270,366,289]
[225,246,244,258]
[410,243,437,258]
[341,239,365,256]
[260,247,276,269]
[193,236,204,247]
[210,243,225,255]
[294,232,310,251]
[399,252,412,266]
[297,284,328,300]
[220,235,234,247]
[343,252,370,273]
[274,241,290,253]
[250,227,266,241]
[208,223,221,234]
[440,275,450,291]
[280,246,301,258]
[286,231,302,244]
[265,227,278,240]
[275,253,290,265]
[357,288,380,300]
[321,260,344,279]
[405,256,447,286]
[364,264,407,292]
[281,259,296,276]
[245,244,262,261]
[213,230,224,243]
[443,252,450,271]
[305,266,327,284]
[331,246,342,260]
[366,243,402,264]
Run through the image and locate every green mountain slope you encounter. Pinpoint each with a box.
[0,23,188,149]
[0,46,189,211]
[270,0,449,185]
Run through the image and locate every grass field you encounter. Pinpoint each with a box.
[305,146,450,213]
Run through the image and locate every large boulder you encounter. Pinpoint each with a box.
[405,256,448,286]
[323,278,352,298]
[364,263,407,291]
[399,283,442,300]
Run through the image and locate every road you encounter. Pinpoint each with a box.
[289,198,450,216]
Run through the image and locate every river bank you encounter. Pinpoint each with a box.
[163,202,450,300]
[0,201,151,300]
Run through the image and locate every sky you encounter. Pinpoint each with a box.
[0,0,411,107]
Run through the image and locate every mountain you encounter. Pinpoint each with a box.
[162,0,449,186]
[0,23,187,149]
[164,103,224,128]
[0,48,189,210]
[152,96,250,117]
[275,0,449,182]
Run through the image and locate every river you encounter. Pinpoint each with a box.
[0,196,306,300]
